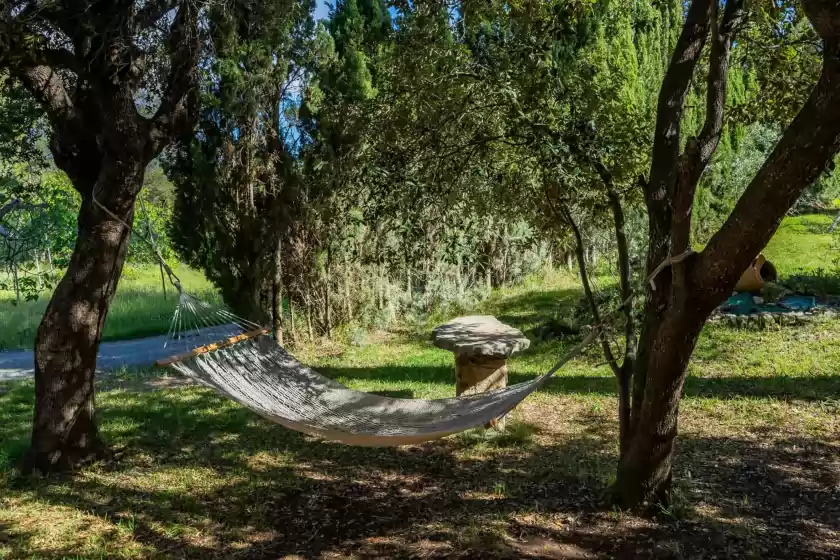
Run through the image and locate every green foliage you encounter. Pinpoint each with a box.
[167,0,315,321]
[693,123,781,243]
[0,77,47,169]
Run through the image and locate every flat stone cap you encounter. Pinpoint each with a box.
[432,315,530,358]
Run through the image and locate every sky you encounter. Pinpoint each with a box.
[314,0,330,22]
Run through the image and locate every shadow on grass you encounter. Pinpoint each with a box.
[2,378,838,559]
[484,287,581,332]
[320,364,840,402]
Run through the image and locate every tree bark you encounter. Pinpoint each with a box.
[606,186,635,457]
[632,0,715,441]
[615,295,706,508]
[24,184,138,473]
[273,237,284,346]
[616,0,840,508]
[3,1,201,475]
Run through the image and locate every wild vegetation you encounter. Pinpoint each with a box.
[2,0,840,551]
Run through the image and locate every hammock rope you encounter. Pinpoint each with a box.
[93,195,692,446]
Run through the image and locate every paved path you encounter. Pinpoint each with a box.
[0,325,238,382]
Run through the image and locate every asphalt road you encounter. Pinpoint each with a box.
[0,325,240,382]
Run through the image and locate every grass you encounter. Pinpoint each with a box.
[0,264,216,350]
[2,269,839,558]
[763,213,837,274]
[0,215,838,558]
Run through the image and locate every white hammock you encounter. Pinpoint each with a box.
[159,293,599,447]
[95,196,677,448]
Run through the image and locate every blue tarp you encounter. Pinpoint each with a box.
[720,293,823,316]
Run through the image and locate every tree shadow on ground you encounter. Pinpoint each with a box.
[2,380,837,559]
[319,364,840,402]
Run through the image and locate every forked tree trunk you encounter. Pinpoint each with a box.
[24,183,139,473]
[6,0,200,475]
[615,0,840,508]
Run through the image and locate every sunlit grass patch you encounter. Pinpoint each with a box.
[0,264,215,350]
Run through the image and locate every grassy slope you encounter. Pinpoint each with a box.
[762,213,836,273]
[1,218,839,557]
[0,265,215,350]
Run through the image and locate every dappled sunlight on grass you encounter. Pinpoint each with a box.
[3,369,836,558]
[1,220,839,557]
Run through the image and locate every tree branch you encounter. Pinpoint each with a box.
[148,1,200,153]
[671,0,745,252]
[11,64,74,125]
[556,201,620,378]
[696,0,744,162]
[696,1,840,306]
[647,0,714,206]
[605,187,634,367]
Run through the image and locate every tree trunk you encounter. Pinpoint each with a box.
[325,247,333,339]
[829,210,840,233]
[615,0,840,509]
[23,190,137,474]
[615,297,706,507]
[289,297,296,342]
[158,262,168,300]
[273,237,284,346]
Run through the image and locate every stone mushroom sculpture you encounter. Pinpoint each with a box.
[432,315,530,430]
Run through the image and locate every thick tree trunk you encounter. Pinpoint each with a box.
[23,188,137,473]
[617,0,840,509]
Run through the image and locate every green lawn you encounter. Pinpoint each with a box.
[0,265,216,350]
[1,216,838,558]
[2,266,839,558]
[763,213,837,274]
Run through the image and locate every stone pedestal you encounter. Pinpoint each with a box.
[432,315,529,432]
[455,355,509,429]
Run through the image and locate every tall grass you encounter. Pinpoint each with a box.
[0,264,216,350]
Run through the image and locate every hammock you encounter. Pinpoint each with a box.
[95,195,681,448]
[156,292,599,447]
